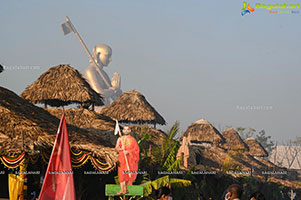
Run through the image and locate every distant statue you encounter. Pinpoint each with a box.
[177,134,191,169]
[84,44,122,107]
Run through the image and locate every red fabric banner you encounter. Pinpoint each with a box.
[38,109,76,200]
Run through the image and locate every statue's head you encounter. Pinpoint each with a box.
[92,44,112,67]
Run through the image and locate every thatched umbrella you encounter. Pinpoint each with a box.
[21,64,103,107]
[244,138,268,157]
[0,64,3,73]
[181,119,225,145]
[0,86,117,165]
[222,128,249,151]
[100,90,166,126]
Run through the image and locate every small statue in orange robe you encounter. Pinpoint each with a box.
[115,126,140,195]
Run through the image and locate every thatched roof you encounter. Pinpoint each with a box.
[0,86,117,165]
[0,133,9,141]
[101,90,166,125]
[129,125,167,146]
[0,64,3,73]
[244,138,268,157]
[181,119,225,144]
[46,108,118,147]
[222,128,249,151]
[21,64,103,107]
[46,108,115,131]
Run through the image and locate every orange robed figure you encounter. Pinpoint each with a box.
[115,126,139,195]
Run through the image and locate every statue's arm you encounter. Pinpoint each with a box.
[85,67,116,97]
[85,67,105,94]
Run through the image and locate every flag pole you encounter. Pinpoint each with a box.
[115,120,132,178]
[65,16,111,88]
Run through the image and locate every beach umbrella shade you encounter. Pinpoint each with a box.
[21,64,103,107]
[101,90,166,126]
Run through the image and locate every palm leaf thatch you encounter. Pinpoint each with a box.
[244,138,268,157]
[46,108,118,147]
[46,108,115,131]
[0,86,117,165]
[21,64,103,107]
[129,125,167,143]
[222,128,249,151]
[181,119,224,145]
[0,133,9,141]
[0,64,3,73]
[101,90,166,125]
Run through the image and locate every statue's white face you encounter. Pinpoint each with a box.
[94,45,112,67]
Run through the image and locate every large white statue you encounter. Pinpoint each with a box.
[85,44,122,107]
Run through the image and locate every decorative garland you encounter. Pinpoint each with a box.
[70,148,115,171]
[0,152,26,169]
[90,156,115,172]
[1,150,115,172]
[70,149,90,168]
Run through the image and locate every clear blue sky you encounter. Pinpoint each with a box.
[1,0,300,142]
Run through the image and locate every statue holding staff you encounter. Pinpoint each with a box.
[61,16,122,108]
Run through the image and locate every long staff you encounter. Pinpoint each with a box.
[62,16,112,88]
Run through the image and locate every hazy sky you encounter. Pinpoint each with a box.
[1,0,300,142]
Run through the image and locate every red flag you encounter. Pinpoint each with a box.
[39,109,76,200]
